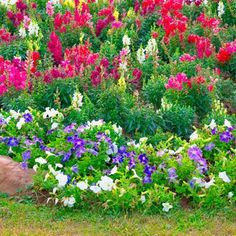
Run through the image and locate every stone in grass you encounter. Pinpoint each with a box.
[0,155,35,196]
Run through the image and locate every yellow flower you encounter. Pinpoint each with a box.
[63,0,75,8]
[113,9,119,21]
[118,76,126,92]
[127,9,134,18]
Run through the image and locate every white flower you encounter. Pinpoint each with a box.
[190,131,198,141]
[203,0,208,4]
[139,137,148,144]
[48,164,57,175]
[106,143,118,155]
[112,124,122,135]
[86,120,104,129]
[77,181,89,190]
[55,163,63,168]
[162,202,173,212]
[51,122,59,129]
[218,1,225,18]
[19,27,26,38]
[43,107,59,119]
[10,110,21,119]
[72,91,83,111]
[33,164,38,172]
[122,34,131,47]
[62,196,76,208]
[119,61,128,72]
[146,38,158,55]
[228,192,234,198]
[110,166,118,175]
[224,119,232,128]
[97,176,114,191]
[141,195,146,204]
[219,171,231,183]
[90,185,102,194]
[55,173,68,188]
[35,157,47,165]
[137,47,146,64]
[16,117,25,130]
[28,21,39,36]
[209,119,217,130]
[131,169,142,180]
[204,177,215,189]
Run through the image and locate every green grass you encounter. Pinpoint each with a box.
[0,197,235,236]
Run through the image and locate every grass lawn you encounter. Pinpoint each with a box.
[0,197,235,236]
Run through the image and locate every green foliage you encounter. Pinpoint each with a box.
[160,104,195,138]
[142,75,166,109]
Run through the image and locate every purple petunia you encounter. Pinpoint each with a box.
[143,175,152,184]
[61,151,72,162]
[6,137,19,147]
[168,168,178,182]
[144,165,156,176]
[20,162,28,169]
[22,150,31,161]
[138,154,149,165]
[188,145,202,162]
[71,165,79,173]
[204,143,215,151]
[23,113,33,123]
[220,131,233,143]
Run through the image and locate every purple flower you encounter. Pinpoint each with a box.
[96,133,112,144]
[0,118,6,125]
[20,162,28,169]
[220,131,233,143]
[88,149,99,156]
[23,113,33,123]
[204,143,215,151]
[64,123,76,133]
[144,165,156,176]
[6,137,19,147]
[138,154,148,165]
[71,165,78,173]
[22,150,31,161]
[168,168,178,182]
[66,175,72,184]
[189,179,195,188]
[211,128,217,135]
[75,146,86,158]
[158,162,166,170]
[112,154,124,164]
[62,151,72,162]
[188,146,202,162]
[143,175,152,184]
[128,155,136,169]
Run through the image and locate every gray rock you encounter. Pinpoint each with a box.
[0,155,34,195]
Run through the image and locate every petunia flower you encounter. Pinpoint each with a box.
[162,202,173,212]
[219,172,231,183]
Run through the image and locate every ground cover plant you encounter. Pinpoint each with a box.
[0,0,235,230]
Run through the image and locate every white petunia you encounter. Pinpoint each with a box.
[43,107,59,119]
[51,122,59,129]
[16,117,25,129]
[141,195,146,204]
[90,185,102,194]
[10,110,21,119]
[162,202,173,212]
[209,119,217,130]
[55,163,63,168]
[77,181,89,190]
[219,171,231,183]
[224,119,232,128]
[97,176,114,191]
[190,131,198,141]
[110,166,118,175]
[204,177,215,189]
[33,164,38,172]
[228,192,234,198]
[62,196,76,208]
[35,157,47,165]
[55,173,68,188]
